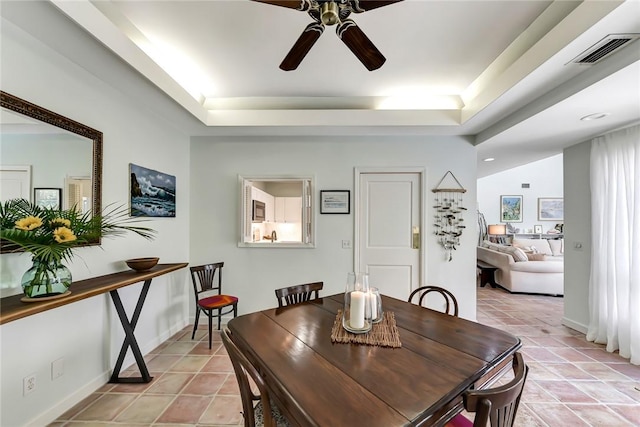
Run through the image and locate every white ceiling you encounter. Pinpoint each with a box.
[48,0,640,176]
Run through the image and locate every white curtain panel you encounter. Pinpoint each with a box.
[587,124,640,365]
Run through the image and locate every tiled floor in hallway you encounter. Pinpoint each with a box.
[51,286,639,426]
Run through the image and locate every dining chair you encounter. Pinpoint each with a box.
[446,352,529,427]
[190,262,238,349]
[408,285,459,316]
[275,281,323,308]
[221,327,290,427]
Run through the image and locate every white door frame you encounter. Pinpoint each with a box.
[354,167,427,292]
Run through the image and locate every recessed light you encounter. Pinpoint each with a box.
[483,157,495,162]
[580,112,610,121]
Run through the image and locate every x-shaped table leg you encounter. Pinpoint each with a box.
[108,279,153,383]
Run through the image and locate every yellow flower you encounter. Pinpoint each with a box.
[50,218,71,228]
[53,227,77,243]
[15,216,43,231]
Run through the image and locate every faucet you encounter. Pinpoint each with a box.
[271,230,277,242]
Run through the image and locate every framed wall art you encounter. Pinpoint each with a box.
[500,195,523,222]
[34,188,62,209]
[129,163,176,217]
[538,197,563,221]
[320,190,350,214]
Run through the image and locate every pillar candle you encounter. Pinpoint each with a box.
[350,290,365,329]
[368,291,378,320]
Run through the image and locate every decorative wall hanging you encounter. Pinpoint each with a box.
[432,171,467,261]
[130,163,176,217]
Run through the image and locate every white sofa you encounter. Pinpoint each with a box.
[477,238,564,296]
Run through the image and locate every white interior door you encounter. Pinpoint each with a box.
[0,165,31,202]
[356,171,422,301]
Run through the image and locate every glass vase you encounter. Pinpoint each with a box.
[369,287,383,323]
[343,272,372,333]
[21,258,72,298]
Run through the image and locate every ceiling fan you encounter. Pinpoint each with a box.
[252,0,403,71]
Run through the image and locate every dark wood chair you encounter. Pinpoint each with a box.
[190,262,238,349]
[446,352,529,427]
[408,285,459,316]
[275,281,323,308]
[221,327,289,427]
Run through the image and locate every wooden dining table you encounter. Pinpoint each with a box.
[228,293,521,427]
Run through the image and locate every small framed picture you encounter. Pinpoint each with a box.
[534,225,543,234]
[500,195,523,223]
[320,190,350,214]
[34,188,62,209]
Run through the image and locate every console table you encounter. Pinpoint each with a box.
[477,260,499,288]
[0,263,188,383]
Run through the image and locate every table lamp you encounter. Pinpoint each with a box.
[488,224,507,235]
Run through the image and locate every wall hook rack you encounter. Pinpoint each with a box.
[432,171,467,261]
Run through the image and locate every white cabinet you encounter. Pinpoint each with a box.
[275,197,302,223]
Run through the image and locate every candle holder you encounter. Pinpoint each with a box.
[369,287,383,323]
[343,272,372,334]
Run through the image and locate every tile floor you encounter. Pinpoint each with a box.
[51,287,639,426]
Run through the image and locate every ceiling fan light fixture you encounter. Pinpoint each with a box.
[320,2,340,25]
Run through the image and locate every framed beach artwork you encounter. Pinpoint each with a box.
[500,195,523,223]
[538,198,563,221]
[129,163,176,217]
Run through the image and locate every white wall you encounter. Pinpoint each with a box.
[477,154,564,233]
[189,136,478,320]
[562,141,592,332]
[1,135,92,194]
[0,11,190,427]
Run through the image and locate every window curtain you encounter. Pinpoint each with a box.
[587,124,640,365]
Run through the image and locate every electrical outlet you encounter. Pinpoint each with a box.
[23,374,36,395]
[342,240,352,249]
[52,357,64,380]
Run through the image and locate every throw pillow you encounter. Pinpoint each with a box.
[526,253,546,261]
[507,246,528,262]
[512,238,552,255]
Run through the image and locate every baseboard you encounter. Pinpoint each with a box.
[562,316,588,334]
[27,318,189,427]
[26,371,110,427]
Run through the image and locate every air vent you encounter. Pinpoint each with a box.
[521,183,530,189]
[571,34,640,64]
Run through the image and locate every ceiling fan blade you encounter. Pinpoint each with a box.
[250,0,311,11]
[280,22,325,71]
[336,19,385,71]
[348,0,404,12]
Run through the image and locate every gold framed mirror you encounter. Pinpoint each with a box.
[0,91,103,252]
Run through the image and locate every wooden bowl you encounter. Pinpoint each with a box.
[125,257,159,271]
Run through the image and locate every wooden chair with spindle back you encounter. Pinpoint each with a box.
[275,281,323,308]
[446,352,529,427]
[408,285,459,316]
[190,262,238,348]
[221,327,290,427]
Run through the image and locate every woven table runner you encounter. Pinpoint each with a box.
[330,310,402,348]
